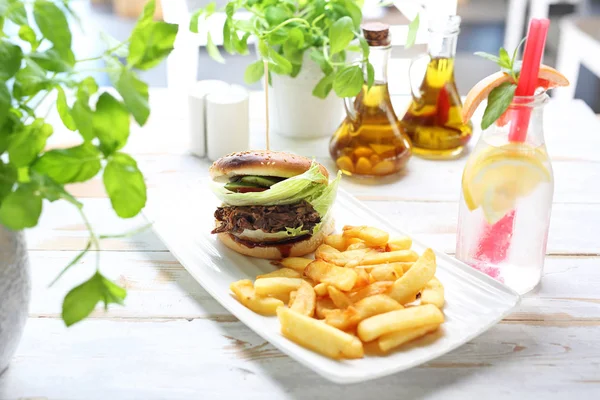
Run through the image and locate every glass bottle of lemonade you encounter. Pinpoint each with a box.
[329,23,412,177]
[401,15,472,159]
[456,93,553,294]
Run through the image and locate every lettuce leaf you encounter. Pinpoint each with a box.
[237,226,309,241]
[210,162,328,207]
[309,171,341,217]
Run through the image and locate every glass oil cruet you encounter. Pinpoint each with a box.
[400,14,473,159]
[329,23,412,177]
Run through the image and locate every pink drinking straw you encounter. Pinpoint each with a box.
[508,18,550,142]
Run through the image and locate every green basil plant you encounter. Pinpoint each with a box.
[190,0,419,99]
[0,0,178,326]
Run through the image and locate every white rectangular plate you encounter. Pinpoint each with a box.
[145,180,520,384]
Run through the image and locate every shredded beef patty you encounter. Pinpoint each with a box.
[212,200,321,235]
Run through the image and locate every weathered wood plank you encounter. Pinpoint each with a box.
[27,251,600,321]
[1,318,598,399]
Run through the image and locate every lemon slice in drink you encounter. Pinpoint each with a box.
[463,144,551,224]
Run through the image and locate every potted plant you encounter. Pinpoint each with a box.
[0,0,177,372]
[190,0,376,139]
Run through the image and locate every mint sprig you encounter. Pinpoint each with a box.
[474,38,526,129]
[0,0,177,326]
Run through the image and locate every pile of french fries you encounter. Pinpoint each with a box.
[230,226,445,360]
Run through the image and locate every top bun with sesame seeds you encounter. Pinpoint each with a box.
[209,150,329,182]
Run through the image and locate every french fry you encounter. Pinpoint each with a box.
[313,282,328,297]
[290,281,316,317]
[288,291,297,306]
[325,295,403,330]
[257,268,302,279]
[277,307,364,359]
[324,234,347,251]
[370,265,399,281]
[304,260,358,291]
[348,281,393,303]
[346,242,368,250]
[315,244,340,259]
[327,286,352,309]
[378,323,440,353]
[385,237,412,252]
[353,267,371,289]
[318,248,370,267]
[389,249,436,304]
[420,277,445,308]
[357,304,444,342]
[315,297,335,319]
[254,278,303,300]
[345,237,364,247]
[230,280,283,316]
[359,250,419,266]
[275,257,312,272]
[343,225,389,247]
[323,307,359,330]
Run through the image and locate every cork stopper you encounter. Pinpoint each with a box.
[361,22,391,47]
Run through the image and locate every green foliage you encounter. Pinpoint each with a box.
[0,0,178,326]
[191,0,373,99]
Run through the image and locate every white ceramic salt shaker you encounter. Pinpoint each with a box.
[187,80,230,157]
[206,84,250,161]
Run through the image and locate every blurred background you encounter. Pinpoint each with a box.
[77,0,600,111]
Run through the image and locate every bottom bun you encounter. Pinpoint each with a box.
[216,217,335,259]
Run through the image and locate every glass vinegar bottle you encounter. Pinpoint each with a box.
[401,15,473,159]
[329,23,412,177]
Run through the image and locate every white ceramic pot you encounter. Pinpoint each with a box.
[268,54,344,139]
[0,224,30,374]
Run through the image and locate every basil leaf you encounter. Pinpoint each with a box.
[406,13,419,48]
[127,20,178,70]
[100,32,129,57]
[366,62,374,90]
[344,0,362,29]
[358,36,369,58]
[223,21,234,54]
[62,272,126,327]
[268,48,292,74]
[474,51,501,64]
[265,5,289,26]
[12,62,50,98]
[4,0,27,25]
[109,65,150,126]
[0,161,17,205]
[310,49,333,75]
[283,27,304,64]
[206,32,225,63]
[56,86,76,131]
[18,25,37,50]
[329,16,354,55]
[78,76,98,101]
[189,9,202,33]
[244,60,264,84]
[29,47,75,72]
[0,40,23,80]
[31,172,82,207]
[234,32,251,55]
[312,72,335,99]
[333,65,363,97]
[33,143,102,184]
[0,82,10,129]
[0,184,42,230]
[103,152,147,218]
[33,1,71,51]
[499,47,511,69]
[93,93,130,155]
[8,119,53,167]
[71,99,95,141]
[481,82,516,130]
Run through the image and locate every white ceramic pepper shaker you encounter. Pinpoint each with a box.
[205,84,250,161]
[187,80,230,157]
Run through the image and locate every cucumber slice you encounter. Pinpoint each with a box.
[239,176,281,187]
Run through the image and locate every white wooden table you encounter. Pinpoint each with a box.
[1,89,599,399]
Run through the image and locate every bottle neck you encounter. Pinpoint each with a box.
[428,31,458,59]
[484,95,548,147]
[365,45,391,84]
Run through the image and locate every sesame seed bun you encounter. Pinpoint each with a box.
[209,150,329,181]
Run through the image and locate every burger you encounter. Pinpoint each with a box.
[209,150,340,259]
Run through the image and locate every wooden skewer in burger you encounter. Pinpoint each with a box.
[209,61,340,259]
